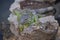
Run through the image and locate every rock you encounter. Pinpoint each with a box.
[8,0,57,40]
[25,0,56,2]
[15,16,59,40]
[8,14,18,28]
[9,0,24,12]
[44,0,56,2]
[56,27,60,40]
[39,16,56,23]
[9,14,59,40]
[39,16,59,33]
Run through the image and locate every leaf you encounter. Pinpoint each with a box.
[13,10,22,22]
[19,25,24,32]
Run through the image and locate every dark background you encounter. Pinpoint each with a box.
[0,0,14,24]
[0,0,14,40]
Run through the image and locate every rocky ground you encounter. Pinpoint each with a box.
[2,27,60,40]
[56,27,60,40]
[0,21,60,40]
